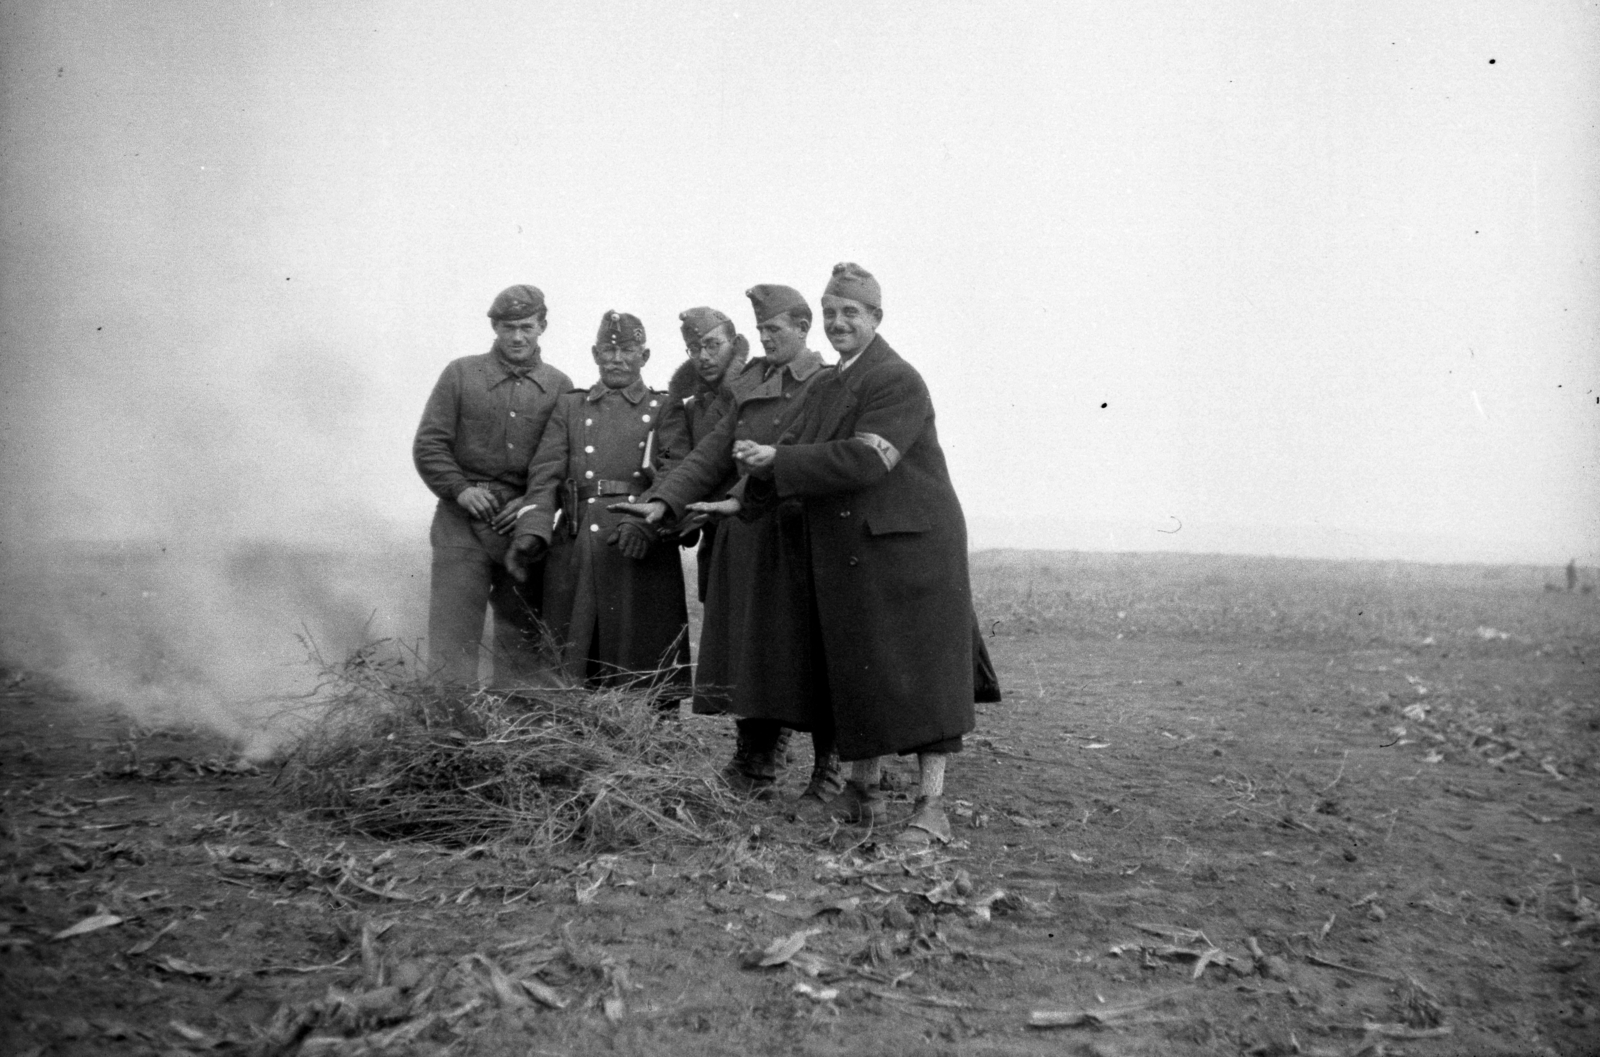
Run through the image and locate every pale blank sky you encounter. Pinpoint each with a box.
[2,0,1596,564]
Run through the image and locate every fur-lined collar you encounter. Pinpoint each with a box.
[667,343,751,403]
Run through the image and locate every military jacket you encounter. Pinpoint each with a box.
[516,379,690,686]
[413,351,571,505]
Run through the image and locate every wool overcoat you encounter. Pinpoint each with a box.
[655,353,754,601]
[516,379,691,689]
[770,335,976,759]
[648,349,832,725]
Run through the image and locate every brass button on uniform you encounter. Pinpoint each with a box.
[848,557,858,566]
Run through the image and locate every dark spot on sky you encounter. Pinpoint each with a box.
[97,326,102,331]
[1100,403,1108,409]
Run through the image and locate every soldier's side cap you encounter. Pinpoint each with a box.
[596,309,647,346]
[678,307,733,343]
[487,284,546,321]
[822,262,881,310]
[744,284,809,324]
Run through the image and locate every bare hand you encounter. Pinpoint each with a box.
[456,485,499,521]
[608,500,668,524]
[490,496,527,535]
[685,498,742,519]
[733,441,777,479]
[505,534,548,583]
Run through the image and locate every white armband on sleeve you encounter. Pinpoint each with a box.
[853,431,900,472]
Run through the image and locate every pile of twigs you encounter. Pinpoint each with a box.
[276,641,739,851]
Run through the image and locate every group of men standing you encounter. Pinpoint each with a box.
[412,264,997,846]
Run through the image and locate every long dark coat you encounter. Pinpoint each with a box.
[655,353,753,602]
[771,335,976,759]
[647,349,832,725]
[516,380,691,688]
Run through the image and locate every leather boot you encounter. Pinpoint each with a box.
[789,749,844,822]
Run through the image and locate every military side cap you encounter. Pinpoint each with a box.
[823,262,881,309]
[744,284,809,324]
[596,309,647,346]
[678,306,733,344]
[487,284,546,321]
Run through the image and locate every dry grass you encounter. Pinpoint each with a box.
[276,641,741,851]
[971,549,1599,654]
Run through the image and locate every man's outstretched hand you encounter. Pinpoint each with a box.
[608,519,653,560]
[505,534,548,582]
[607,500,668,524]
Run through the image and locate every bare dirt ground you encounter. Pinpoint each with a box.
[2,549,1597,1056]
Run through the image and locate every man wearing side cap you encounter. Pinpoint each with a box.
[505,311,691,690]
[734,263,985,845]
[613,285,842,804]
[413,285,573,685]
[654,307,756,604]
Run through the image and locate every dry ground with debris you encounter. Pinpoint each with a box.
[2,549,1597,1056]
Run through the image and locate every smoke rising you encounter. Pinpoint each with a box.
[0,537,432,758]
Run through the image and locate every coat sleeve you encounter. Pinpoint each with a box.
[413,361,471,501]
[644,402,740,518]
[772,361,931,500]
[513,397,572,543]
[654,391,694,480]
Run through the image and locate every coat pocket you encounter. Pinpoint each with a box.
[862,511,931,536]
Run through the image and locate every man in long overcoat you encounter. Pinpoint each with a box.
[413,285,572,685]
[615,286,840,804]
[736,263,976,845]
[505,311,690,691]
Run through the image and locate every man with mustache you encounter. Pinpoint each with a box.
[735,263,979,845]
[413,284,572,685]
[505,311,690,691]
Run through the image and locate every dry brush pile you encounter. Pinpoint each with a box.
[275,642,741,852]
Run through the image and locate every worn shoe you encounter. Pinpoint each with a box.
[894,796,952,846]
[829,780,887,826]
[724,769,777,800]
[789,754,846,822]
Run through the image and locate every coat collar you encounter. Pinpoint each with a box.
[489,346,553,388]
[744,347,827,400]
[585,377,650,404]
[837,334,890,378]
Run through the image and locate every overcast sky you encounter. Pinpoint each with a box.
[3,0,1596,565]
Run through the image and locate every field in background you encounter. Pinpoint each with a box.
[2,546,1598,1055]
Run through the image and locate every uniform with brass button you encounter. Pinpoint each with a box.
[510,311,690,690]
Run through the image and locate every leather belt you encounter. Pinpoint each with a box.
[576,479,642,502]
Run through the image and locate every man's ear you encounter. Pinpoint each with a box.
[640,346,651,365]
[732,334,750,358]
